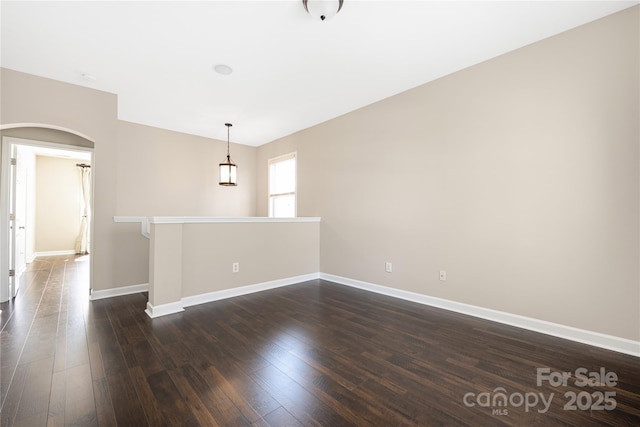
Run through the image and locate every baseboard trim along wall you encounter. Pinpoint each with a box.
[90,283,149,301]
[145,301,184,318]
[87,273,639,357]
[89,274,320,317]
[181,273,320,308]
[320,273,640,358]
[147,273,320,317]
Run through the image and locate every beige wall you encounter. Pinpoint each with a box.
[147,220,319,312]
[1,69,118,294]
[1,69,257,292]
[257,7,640,341]
[116,121,256,217]
[149,223,183,307]
[112,121,257,286]
[181,222,320,298]
[34,156,83,252]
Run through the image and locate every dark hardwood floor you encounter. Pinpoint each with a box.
[1,256,639,426]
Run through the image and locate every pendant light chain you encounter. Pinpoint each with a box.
[226,123,231,161]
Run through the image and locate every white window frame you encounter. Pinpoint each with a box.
[268,152,297,218]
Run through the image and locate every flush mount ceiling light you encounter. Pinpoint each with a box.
[302,0,343,21]
[219,123,237,186]
[80,73,97,82]
[214,64,233,75]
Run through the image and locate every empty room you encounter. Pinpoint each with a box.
[1,1,639,426]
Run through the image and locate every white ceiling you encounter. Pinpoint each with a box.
[1,1,637,146]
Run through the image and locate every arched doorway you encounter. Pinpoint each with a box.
[0,125,95,303]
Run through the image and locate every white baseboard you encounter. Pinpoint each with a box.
[88,274,319,318]
[34,250,76,258]
[90,283,149,301]
[182,273,320,308]
[86,272,639,357]
[145,273,319,318]
[320,273,640,358]
[145,301,185,318]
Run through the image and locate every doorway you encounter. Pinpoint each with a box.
[0,136,94,303]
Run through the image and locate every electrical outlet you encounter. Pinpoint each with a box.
[233,262,240,273]
[385,262,393,273]
[439,270,446,281]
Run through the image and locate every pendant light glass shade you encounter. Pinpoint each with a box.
[219,123,237,186]
[219,157,237,186]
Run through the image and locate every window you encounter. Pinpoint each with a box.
[268,153,296,217]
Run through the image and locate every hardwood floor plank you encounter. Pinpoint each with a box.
[179,363,251,426]
[91,376,117,427]
[12,411,48,427]
[146,369,197,425]
[64,363,97,426]
[218,319,384,425]
[207,362,276,423]
[128,365,167,426]
[180,333,281,421]
[0,361,27,427]
[87,340,106,382]
[251,363,355,427]
[94,315,131,377]
[167,368,222,427]
[51,314,67,373]
[105,370,149,426]
[262,406,303,427]
[47,370,66,425]
[13,356,54,423]
[63,313,90,369]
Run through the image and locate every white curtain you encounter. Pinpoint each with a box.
[75,166,91,255]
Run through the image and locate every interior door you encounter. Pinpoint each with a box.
[8,144,17,297]
[7,144,27,298]
[14,147,27,296]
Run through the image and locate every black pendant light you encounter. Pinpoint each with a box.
[219,123,237,186]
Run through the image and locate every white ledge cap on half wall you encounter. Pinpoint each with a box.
[113,216,321,224]
[113,216,321,239]
[148,216,321,224]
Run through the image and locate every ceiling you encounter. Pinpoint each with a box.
[1,1,637,147]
